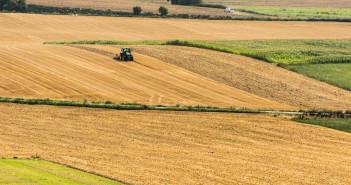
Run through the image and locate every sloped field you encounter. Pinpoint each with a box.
[0,44,292,110]
[132,45,351,110]
[1,103,351,184]
[1,13,351,109]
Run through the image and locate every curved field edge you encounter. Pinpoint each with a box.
[45,39,351,65]
[0,159,122,185]
[293,117,351,133]
[45,39,351,91]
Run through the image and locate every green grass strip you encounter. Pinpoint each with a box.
[44,39,351,65]
[0,97,266,113]
[293,117,351,133]
[0,159,122,185]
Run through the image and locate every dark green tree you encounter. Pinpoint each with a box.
[170,0,202,5]
[158,6,168,16]
[0,0,26,12]
[17,0,27,12]
[132,6,142,15]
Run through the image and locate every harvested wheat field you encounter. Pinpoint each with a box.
[0,44,293,110]
[1,103,351,184]
[1,13,351,45]
[132,45,351,110]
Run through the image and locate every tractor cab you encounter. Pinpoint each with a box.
[115,47,134,61]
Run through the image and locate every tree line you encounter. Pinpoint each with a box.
[0,0,27,12]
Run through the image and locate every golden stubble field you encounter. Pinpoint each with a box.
[1,12,351,184]
[1,103,351,184]
[1,13,351,109]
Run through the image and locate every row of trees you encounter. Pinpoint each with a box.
[133,6,168,16]
[0,0,27,12]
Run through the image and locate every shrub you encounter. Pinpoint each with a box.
[132,6,142,15]
[159,6,168,16]
[170,0,202,5]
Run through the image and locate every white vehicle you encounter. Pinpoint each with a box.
[224,7,234,13]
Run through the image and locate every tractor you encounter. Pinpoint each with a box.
[114,47,134,61]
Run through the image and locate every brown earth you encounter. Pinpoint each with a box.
[1,103,351,184]
[132,45,351,110]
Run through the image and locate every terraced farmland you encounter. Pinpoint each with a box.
[1,103,351,184]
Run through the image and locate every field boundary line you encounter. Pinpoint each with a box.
[2,97,350,117]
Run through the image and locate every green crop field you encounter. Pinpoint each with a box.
[0,159,121,185]
[286,63,351,91]
[236,6,351,20]
[198,40,351,65]
[293,118,351,133]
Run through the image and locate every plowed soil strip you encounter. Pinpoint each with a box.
[131,45,351,110]
[1,103,351,184]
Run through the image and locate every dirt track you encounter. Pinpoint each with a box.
[1,103,351,184]
[132,45,351,110]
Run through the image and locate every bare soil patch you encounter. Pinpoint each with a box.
[132,45,351,110]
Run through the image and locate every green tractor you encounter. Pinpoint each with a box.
[115,47,134,61]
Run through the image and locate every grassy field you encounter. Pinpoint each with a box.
[236,6,351,19]
[0,159,121,185]
[294,118,351,133]
[286,63,351,91]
